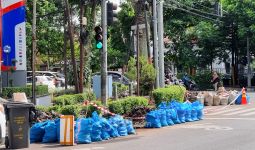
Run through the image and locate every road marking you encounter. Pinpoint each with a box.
[92,147,105,150]
[239,110,255,116]
[174,123,233,130]
[206,107,244,115]
[223,108,255,116]
[205,117,255,121]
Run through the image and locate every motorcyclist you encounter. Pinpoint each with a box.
[182,73,192,90]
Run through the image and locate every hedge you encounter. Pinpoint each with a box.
[108,96,149,115]
[53,92,96,106]
[36,101,102,118]
[152,85,186,106]
[2,85,48,99]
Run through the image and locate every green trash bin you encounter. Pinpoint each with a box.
[4,102,34,149]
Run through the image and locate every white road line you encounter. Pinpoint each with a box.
[223,108,255,116]
[205,118,255,121]
[206,107,244,115]
[239,110,255,116]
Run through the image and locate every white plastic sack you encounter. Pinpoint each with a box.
[220,96,229,105]
[204,92,213,106]
[213,95,221,106]
[228,90,239,104]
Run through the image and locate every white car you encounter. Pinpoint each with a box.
[36,76,56,89]
[27,76,55,89]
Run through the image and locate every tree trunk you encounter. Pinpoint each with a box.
[65,0,79,93]
[79,1,85,93]
[83,1,97,88]
[63,30,68,90]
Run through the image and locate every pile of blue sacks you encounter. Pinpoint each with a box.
[145,100,204,128]
[30,112,135,144]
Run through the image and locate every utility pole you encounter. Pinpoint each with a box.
[153,0,159,89]
[157,0,165,88]
[101,0,108,106]
[144,0,151,63]
[247,33,251,88]
[32,0,37,104]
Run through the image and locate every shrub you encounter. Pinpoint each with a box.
[152,85,186,106]
[59,105,82,117]
[53,95,76,106]
[121,96,149,114]
[108,96,149,115]
[53,92,96,106]
[125,56,156,95]
[2,85,48,99]
[113,82,128,98]
[80,101,102,117]
[108,100,124,115]
[53,88,76,97]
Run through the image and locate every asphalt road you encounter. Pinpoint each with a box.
[25,92,255,150]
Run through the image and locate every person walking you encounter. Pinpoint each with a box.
[211,71,220,91]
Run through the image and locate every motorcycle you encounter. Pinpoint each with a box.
[181,75,198,91]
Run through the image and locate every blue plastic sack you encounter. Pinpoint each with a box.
[165,109,174,125]
[125,119,135,134]
[75,118,93,144]
[54,119,60,142]
[235,94,250,104]
[114,115,128,136]
[145,110,161,128]
[192,101,204,120]
[158,102,167,109]
[91,121,102,142]
[184,102,193,122]
[42,121,57,143]
[30,121,48,143]
[191,107,199,121]
[169,108,181,124]
[158,109,168,127]
[91,112,103,142]
[175,103,186,123]
[108,116,120,137]
[100,118,111,140]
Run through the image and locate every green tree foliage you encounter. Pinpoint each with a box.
[126,56,156,95]
[26,0,64,68]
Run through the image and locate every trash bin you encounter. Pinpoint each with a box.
[4,102,34,149]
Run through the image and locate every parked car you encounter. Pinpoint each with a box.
[27,71,65,87]
[92,71,132,85]
[27,76,55,89]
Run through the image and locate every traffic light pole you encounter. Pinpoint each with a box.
[153,0,159,89]
[101,0,108,106]
[247,35,251,88]
[157,0,165,88]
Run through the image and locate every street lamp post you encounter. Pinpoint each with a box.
[3,45,11,87]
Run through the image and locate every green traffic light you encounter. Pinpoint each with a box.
[96,42,103,49]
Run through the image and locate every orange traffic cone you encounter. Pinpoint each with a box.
[241,87,247,105]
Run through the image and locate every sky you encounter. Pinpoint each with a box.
[110,0,121,5]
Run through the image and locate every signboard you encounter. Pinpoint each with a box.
[0,0,26,71]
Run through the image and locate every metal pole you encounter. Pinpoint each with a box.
[101,0,108,106]
[247,35,251,88]
[6,55,8,87]
[153,0,159,89]
[136,3,140,96]
[157,0,165,88]
[144,1,151,63]
[32,0,37,104]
